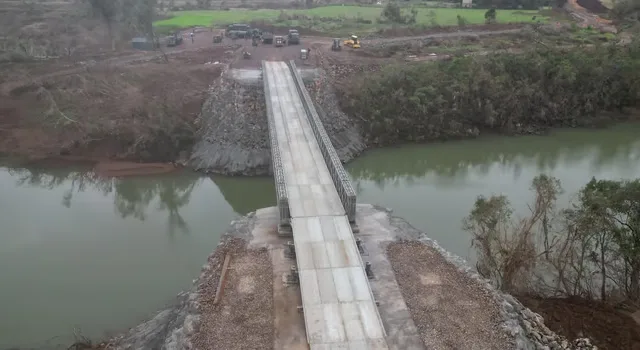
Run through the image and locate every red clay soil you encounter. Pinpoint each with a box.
[0,46,231,163]
[94,162,178,177]
[518,296,640,350]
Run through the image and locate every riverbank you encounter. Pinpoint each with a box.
[326,41,640,148]
[101,204,598,349]
[2,27,634,174]
[0,45,237,171]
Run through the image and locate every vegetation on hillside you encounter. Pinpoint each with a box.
[0,0,162,62]
[339,39,640,145]
[464,174,640,349]
[610,0,640,28]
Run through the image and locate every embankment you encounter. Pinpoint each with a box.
[103,205,597,350]
[188,68,366,175]
[0,47,230,165]
[332,41,640,148]
[189,69,271,176]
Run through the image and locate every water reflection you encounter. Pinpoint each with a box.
[0,164,273,349]
[4,166,202,237]
[210,175,276,215]
[347,124,640,261]
[348,125,640,188]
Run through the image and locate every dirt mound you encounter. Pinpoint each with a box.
[0,47,227,162]
[519,296,640,350]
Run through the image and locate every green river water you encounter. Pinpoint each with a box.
[2,124,640,348]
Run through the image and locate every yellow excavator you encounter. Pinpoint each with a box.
[343,35,360,49]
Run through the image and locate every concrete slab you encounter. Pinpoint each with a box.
[263,61,388,349]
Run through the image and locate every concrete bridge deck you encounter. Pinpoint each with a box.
[263,60,388,350]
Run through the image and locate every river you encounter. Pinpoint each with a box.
[2,124,640,348]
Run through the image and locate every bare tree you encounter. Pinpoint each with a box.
[87,0,119,50]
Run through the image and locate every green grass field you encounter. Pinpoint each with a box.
[154,6,547,34]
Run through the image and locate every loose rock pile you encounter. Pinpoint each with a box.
[305,69,366,163]
[189,73,270,175]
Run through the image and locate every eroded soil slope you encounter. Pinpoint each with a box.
[0,47,235,162]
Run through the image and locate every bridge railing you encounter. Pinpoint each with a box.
[262,61,291,227]
[287,61,357,223]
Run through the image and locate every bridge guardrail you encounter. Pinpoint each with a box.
[286,61,357,223]
[262,61,290,227]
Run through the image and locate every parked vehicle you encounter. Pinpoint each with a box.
[212,32,223,43]
[262,32,274,44]
[274,36,284,47]
[166,31,183,47]
[287,29,300,45]
[300,48,308,60]
[344,35,360,49]
[226,23,251,38]
[331,38,341,51]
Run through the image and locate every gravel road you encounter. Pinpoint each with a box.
[388,241,513,350]
[192,238,274,350]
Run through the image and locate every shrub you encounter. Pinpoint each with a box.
[339,40,640,145]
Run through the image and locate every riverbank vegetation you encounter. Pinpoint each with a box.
[464,175,640,349]
[339,38,640,146]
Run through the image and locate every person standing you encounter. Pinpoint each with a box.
[190,31,195,43]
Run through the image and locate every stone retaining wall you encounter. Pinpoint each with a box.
[286,60,357,223]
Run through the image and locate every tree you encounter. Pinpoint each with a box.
[484,8,497,24]
[465,174,640,302]
[464,174,561,292]
[610,0,640,27]
[379,2,417,24]
[87,0,119,50]
[576,178,640,300]
[457,15,469,27]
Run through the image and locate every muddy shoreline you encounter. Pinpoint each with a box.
[99,204,597,350]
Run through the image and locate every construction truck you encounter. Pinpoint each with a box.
[212,31,223,43]
[274,36,284,47]
[166,31,183,47]
[343,35,360,49]
[287,29,300,45]
[262,32,274,44]
[331,38,341,51]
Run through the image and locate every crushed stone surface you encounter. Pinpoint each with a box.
[388,240,514,350]
[192,238,274,350]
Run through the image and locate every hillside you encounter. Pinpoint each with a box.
[0,0,113,61]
